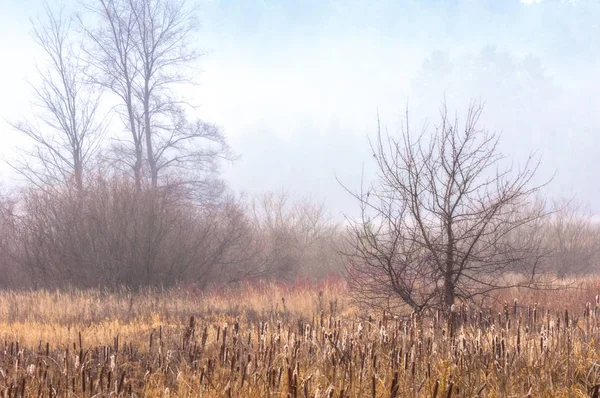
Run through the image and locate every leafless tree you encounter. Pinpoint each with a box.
[9,4,104,191]
[79,0,230,196]
[343,103,550,314]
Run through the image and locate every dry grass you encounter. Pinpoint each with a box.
[1,278,600,397]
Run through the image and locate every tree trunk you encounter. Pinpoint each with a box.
[143,81,157,189]
[125,93,143,191]
[73,151,83,191]
[444,269,454,311]
[444,218,455,311]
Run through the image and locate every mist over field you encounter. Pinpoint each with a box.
[0,0,597,297]
[1,0,599,217]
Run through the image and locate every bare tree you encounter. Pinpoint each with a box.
[343,103,549,314]
[10,4,104,191]
[78,0,145,188]
[79,0,230,196]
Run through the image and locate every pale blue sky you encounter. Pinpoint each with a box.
[0,0,599,216]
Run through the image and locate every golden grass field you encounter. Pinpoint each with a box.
[2,278,600,397]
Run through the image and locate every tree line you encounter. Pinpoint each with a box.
[0,0,598,314]
[0,0,342,289]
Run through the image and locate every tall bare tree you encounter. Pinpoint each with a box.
[10,4,104,191]
[78,0,144,188]
[80,0,230,195]
[344,103,549,314]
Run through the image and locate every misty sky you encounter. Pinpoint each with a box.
[1,0,599,217]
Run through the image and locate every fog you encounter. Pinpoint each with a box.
[1,0,599,217]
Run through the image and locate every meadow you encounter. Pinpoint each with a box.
[1,279,600,397]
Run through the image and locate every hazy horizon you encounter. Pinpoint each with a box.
[1,0,599,217]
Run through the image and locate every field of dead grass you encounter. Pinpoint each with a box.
[1,277,600,397]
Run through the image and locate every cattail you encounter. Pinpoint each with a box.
[110,354,116,373]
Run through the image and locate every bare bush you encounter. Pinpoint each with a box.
[8,178,251,289]
[0,189,24,288]
[247,191,342,281]
[2,183,343,290]
[541,199,600,277]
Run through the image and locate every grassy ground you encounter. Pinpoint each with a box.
[1,278,600,397]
